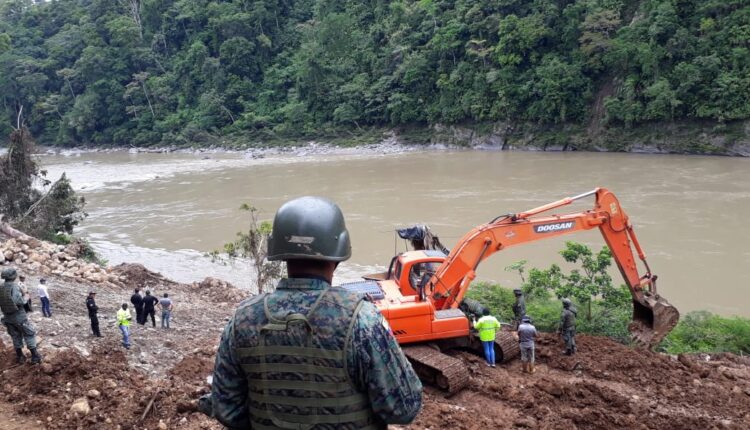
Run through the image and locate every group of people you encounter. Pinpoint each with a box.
[85,287,175,350]
[2,265,177,362]
[473,287,578,373]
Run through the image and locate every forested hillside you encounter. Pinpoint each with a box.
[0,0,748,147]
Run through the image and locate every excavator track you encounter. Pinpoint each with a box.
[402,345,469,394]
[494,331,520,362]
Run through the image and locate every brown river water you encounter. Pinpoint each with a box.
[41,148,750,316]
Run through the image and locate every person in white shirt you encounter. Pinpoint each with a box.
[37,278,52,317]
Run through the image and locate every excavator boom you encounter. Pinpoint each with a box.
[426,188,679,348]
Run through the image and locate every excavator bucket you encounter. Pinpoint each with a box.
[629,293,680,349]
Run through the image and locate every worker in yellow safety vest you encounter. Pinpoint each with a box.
[116,303,132,350]
[473,308,501,367]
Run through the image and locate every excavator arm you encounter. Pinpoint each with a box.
[426,188,679,348]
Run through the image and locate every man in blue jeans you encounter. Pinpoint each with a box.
[158,293,173,329]
[473,309,501,367]
[37,278,51,317]
[116,303,132,349]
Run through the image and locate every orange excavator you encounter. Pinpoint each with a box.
[341,188,679,393]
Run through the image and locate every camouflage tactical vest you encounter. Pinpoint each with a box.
[235,286,378,430]
[0,282,19,315]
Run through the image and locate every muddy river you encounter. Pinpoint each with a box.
[41,148,750,316]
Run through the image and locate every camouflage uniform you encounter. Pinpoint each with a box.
[560,305,577,355]
[210,277,423,429]
[512,294,526,327]
[0,280,38,350]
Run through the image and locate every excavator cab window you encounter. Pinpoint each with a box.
[409,262,439,299]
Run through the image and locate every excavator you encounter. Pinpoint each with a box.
[341,188,680,393]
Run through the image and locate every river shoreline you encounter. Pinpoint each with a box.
[13,119,750,157]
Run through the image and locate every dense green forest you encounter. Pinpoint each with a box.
[0,0,748,146]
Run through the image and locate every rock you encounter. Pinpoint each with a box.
[70,397,91,415]
[3,250,13,261]
[158,420,168,430]
[41,363,56,375]
[105,379,118,389]
[720,419,732,428]
[180,417,188,425]
[514,417,537,428]
[86,389,101,399]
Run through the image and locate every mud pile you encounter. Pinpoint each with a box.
[407,334,750,430]
[0,342,220,429]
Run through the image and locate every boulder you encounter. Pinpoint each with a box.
[70,397,91,415]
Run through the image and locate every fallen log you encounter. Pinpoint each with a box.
[0,214,40,247]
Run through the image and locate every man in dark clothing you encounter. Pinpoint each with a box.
[130,288,144,325]
[142,290,159,328]
[86,291,101,337]
[512,288,526,328]
[560,298,577,355]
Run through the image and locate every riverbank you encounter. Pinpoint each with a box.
[1,232,749,429]
[16,119,750,157]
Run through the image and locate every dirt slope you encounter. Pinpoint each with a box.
[406,335,750,430]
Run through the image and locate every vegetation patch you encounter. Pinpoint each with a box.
[467,242,749,354]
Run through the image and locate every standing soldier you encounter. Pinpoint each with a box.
[512,288,526,328]
[130,288,144,325]
[86,291,102,337]
[473,308,501,367]
[204,196,423,429]
[517,315,538,374]
[1,268,42,364]
[560,298,577,355]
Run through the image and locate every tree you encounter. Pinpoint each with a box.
[0,126,86,240]
[212,204,283,294]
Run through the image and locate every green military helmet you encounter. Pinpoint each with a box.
[562,298,572,308]
[267,196,351,262]
[1,267,17,281]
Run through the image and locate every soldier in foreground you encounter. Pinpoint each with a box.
[0,268,42,364]
[560,298,577,355]
[206,196,423,429]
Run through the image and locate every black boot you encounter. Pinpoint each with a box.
[30,348,42,364]
[15,348,26,364]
